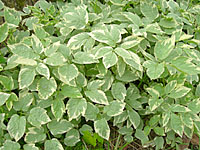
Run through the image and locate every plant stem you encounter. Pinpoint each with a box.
[199,134,200,150]
[46,131,51,140]
[3,42,12,54]
[119,142,130,150]
[82,139,89,150]
[114,133,121,150]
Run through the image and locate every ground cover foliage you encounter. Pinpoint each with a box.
[0,0,200,149]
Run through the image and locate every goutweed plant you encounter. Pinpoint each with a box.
[0,0,200,149]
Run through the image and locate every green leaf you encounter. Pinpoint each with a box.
[44,52,66,66]
[18,67,36,89]
[0,92,10,106]
[84,37,95,51]
[38,0,51,12]
[13,92,34,112]
[66,98,87,121]
[31,34,44,54]
[118,126,133,135]
[89,25,121,47]
[116,69,139,82]
[188,99,200,114]
[145,23,163,34]
[58,64,79,83]
[64,129,80,146]
[117,57,126,77]
[95,46,113,59]
[165,80,177,94]
[85,90,109,105]
[149,98,164,111]
[7,114,26,141]
[33,25,48,39]
[4,55,18,70]
[94,118,110,140]
[144,126,151,136]
[67,32,89,50]
[122,12,142,27]
[153,127,165,136]
[63,5,88,29]
[82,131,96,147]
[114,47,131,59]
[170,104,190,112]
[114,111,128,126]
[103,51,118,69]
[146,88,160,98]
[128,109,140,129]
[23,144,39,150]
[0,1,4,9]
[111,82,126,101]
[34,90,52,104]
[124,135,133,143]
[162,112,170,127]
[149,115,160,127]
[44,41,60,57]
[73,52,98,64]
[14,57,37,66]
[4,7,21,26]
[140,2,159,22]
[44,139,64,150]
[0,113,6,130]
[168,86,191,99]
[84,102,99,121]
[143,61,165,80]
[154,36,175,60]
[154,137,164,150]
[8,43,39,59]
[25,127,46,143]
[110,0,127,6]
[36,63,50,79]
[47,119,73,136]
[25,17,39,30]
[28,107,51,127]
[104,100,125,116]
[2,140,20,150]
[87,80,105,90]
[159,17,177,28]
[6,93,18,111]
[51,99,65,121]
[123,51,143,71]
[97,60,107,75]
[120,38,142,50]
[60,27,73,36]
[135,129,149,145]
[171,56,200,75]
[195,83,200,97]
[181,113,193,129]
[0,22,9,43]
[57,44,71,58]
[170,113,183,137]
[37,77,57,100]
[0,75,14,91]
[79,124,93,135]
[61,84,82,98]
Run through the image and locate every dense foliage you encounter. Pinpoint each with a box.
[0,0,200,149]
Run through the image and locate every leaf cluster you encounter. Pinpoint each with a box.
[0,0,200,149]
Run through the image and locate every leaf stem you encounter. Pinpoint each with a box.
[82,139,89,150]
[2,42,12,54]
[119,142,131,150]
[199,134,200,150]
[114,133,121,150]
[46,131,51,140]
